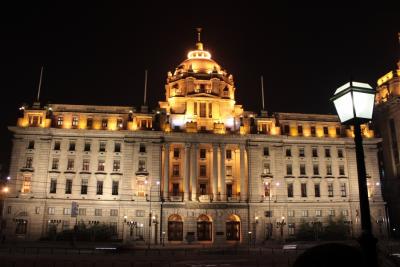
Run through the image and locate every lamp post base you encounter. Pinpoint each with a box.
[358,232,378,267]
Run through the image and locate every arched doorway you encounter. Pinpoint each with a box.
[168,214,183,241]
[226,214,240,241]
[197,214,212,241]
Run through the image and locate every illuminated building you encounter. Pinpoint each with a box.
[2,30,386,244]
[374,33,400,235]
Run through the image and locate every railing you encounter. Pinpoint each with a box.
[168,192,184,202]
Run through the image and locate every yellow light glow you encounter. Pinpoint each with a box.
[377,71,393,86]
[187,50,211,60]
[2,187,9,193]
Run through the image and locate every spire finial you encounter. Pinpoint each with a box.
[195,28,203,50]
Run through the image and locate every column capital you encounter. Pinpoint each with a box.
[185,143,191,149]
[220,143,226,149]
[164,143,170,148]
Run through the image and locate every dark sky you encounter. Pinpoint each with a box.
[0,2,399,174]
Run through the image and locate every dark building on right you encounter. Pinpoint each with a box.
[374,34,400,236]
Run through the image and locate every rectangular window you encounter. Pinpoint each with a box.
[200,183,207,195]
[84,142,91,152]
[63,208,71,215]
[86,118,93,129]
[67,159,74,171]
[25,157,33,168]
[300,164,306,175]
[113,160,120,172]
[312,147,318,157]
[288,223,295,236]
[200,165,207,177]
[52,158,59,170]
[311,126,316,136]
[117,118,123,129]
[226,149,232,159]
[323,126,329,136]
[339,165,345,176]
[287,183,294,198]
[95,209,102,216]
[98,160,105,172]
[172,164,180,176]
[299,147,305,157]
[96,181,103,195]
[114,142,121,153]
[199,103,206,118]
[325,148,331,158]
[110,209,118,216]
[226,166,233,176]
[173,148,180,158]
[337,148,344,158]
[336,126,341,136]
[314,183,320,197]
[263,162,271,174]
[72,116,79,127]
[57,116,63,127]
[138,158,146,171]
[263,147,269,157]
[288,210,295,217]
[329,209,335,216]
[54,141,61,150]
[62,221,70,231]
[194,102,197,115]
[265,210,272,217]
[22,176,31,193]
[316,210,322,217]
[342,210,349,216]
[301,183,307,197]
[99,142,106,152]
[139,143,146,153]
[69,141,76,151]
[286,164,292,175]
[81,179,88,194]
[313,164,319,175]
[208,103,212,118]
[50,179,57,193]
[340,183,347,197]
[298,125,303,135]
[35,207,40,214]
[27,140,35,149]
[285,148,292,157]
[112,181,119,195]
[200,148,206,159]
[328,183,334,197]
[82,159,90,171]
[302,210,308,217]
[65,179,72,194]
[172,183,179,196]
[102,118,108,129]
[48,207,55,215]
[78,208,86,216]
[326,164,332,176]
[264,183,270,197]
[284,124,290,134]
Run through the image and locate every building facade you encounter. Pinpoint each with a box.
[374,37,400,235]
[2,34,387,244]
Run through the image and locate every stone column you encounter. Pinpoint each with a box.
[220,144,226,201]
[184,143,191,201]
[240,144,246,201]
[191,143,198,201]
[212,144,219,201]
[163,143,170,199]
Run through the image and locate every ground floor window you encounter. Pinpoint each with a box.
[226,214,240,241]
[197,214,212,241]
[15,219,28,235]
[168,214,183,241]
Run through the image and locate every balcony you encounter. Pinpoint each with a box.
[168,192,184,202]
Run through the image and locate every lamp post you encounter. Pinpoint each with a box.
[147,180,160,249]
[331,81,377,267]
[254,216,259,246]
[122,215,127,243]
[276,216,286,242]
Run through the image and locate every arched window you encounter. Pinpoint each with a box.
[168,214,183,241]
[197,214,212,241]
[226,214,240,241]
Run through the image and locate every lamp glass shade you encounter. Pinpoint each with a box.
[353,91,375,119]
[333,91,354,123]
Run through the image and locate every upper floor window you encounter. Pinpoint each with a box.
[86,118,93,129]
[340,183,347,197]
[54,141,61,151]
[199,103,206,118]
[208,103,212,118]
[301,183,307,197]
[300,164,306,175]
[314,183,321,197]
[114,142,121,153]
[138,158,146,171]
[113,160,120,172]
[117,118,123,129]
[82,159,90,171]
[28,115,42,127]
[299,147,305,157]
[139,143,146,153]
[283,124,290,134]
[326,163,332,176]
[226,166,233,176]
[312,147,318,157]
[285,148,292,157]
[336,126,341,136]
[263,147,269,157]
[313,164,319,175]
[84,142,91,152]
[324,148,331,158]
[286,164,293,175]
[22,176,31,193]
[27,140,35,149]
[57,116,63,127]
[67,159,74,171]
[199,165,207,177]
[72,116,79,127]
[51,158,59,170]
[112,181,119,195]
[101,118,108,129]
[200,149,206,159]
[69,141,76,151]
[263,162,271,174]
[328,183,334,197]
[323,126,329,136]
[99,142,106,152]
[173,148,180,158]
[339,165,345,176]
[194,102,197,116]
[172,164,180,177]
[98,160,105,172]
[49,178,57,194]
[25,157,33,169]
[311,126,316,136]
[226,149,232,160]
[96,180,103,195]
[337,149,344,158]
[287,183,294,198]
[297,125,303,135]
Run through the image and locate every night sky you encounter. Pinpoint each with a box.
[0,2,399,174]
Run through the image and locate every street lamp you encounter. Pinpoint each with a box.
[331,81,377,267]
[276,216,286,242]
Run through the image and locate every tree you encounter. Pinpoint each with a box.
[296,220,315,241]
[320,215,350,240]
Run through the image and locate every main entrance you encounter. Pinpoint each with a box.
[168,214,183,241]
[226,214,240,241]
[197,214,212,241]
